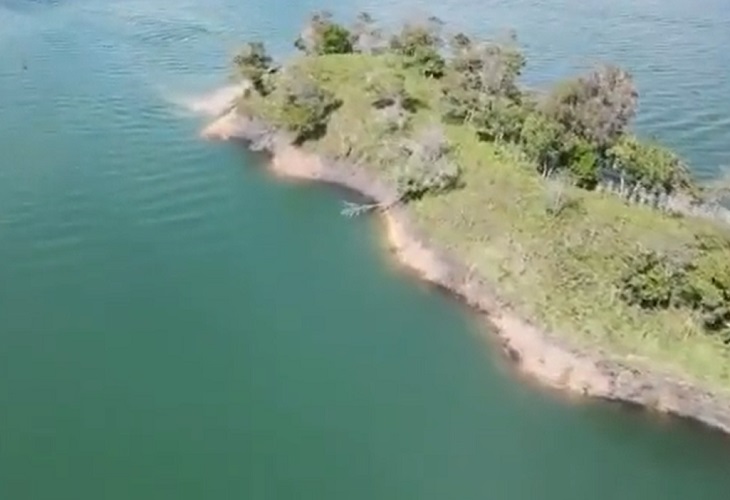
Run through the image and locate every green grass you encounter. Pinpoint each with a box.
[240,53,730,392]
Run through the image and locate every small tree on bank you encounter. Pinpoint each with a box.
[294,11,353,55]
[233,41,274,95]
[389,16,446,78]
[365,70,420,112]
[441,34,527,143]
[520,111,563,176]
[276,77,342,144]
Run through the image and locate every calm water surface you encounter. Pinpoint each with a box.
[1,1,730,498]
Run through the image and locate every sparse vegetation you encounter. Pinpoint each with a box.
[233,42,274,95]
[232,13,730,390]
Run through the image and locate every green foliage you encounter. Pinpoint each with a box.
[543,64,638,149]
[406,45,446,78]
[563,137,600,189]
[320,24,354,54]
[520,112,563,174]
[440,35,527,145]
[473,99,528,143]
[233,42,273,95]
[365,71,414,110]
[441,76,480,124]
[397,159,461,201]
[389,18,446,78]
[619,246,730,339]
[608,135,695,194]
[276,78,342,143]
[544,177,582,217]
[295,11,353,55]
[619,250,690,309]
[396,126,462,201]
[450,37,525,101]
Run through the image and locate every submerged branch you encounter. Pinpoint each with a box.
[340,197,401,217]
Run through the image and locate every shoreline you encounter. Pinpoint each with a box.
[203,110,730,435]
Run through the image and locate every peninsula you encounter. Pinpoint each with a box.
[205,12,730,432]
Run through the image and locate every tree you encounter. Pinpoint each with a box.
[441,35,527,143]
[389,17,446,78]
[618,246,730,340]
[619,250,690,309]
[473,98,527,143]
[233,41,273,95]
[350,12,386,54]
[294,11,353,55]
[450,36,525,101]
[544,64,638,149]
[319,24,354,54]
[365,71,419,111]
[396,125,462,200]
[276,78,341,143]
[520,112,563,175]
[563,137,600,189]
[607,135,695,194]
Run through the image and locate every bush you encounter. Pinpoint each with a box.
[389,19,446,78]
[276,79,342,143]
[295,12,353,55]
[619,251,689,309]
[544,177,581,217]
[618,247,730,339]
[607,135,696,195]
[319,24,354,54]
[396,126,462,201]
[543,65,638,149]
[520,112,562,175]
[233,42,274,95]
[564,138,600,189]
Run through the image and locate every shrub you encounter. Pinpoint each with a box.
[396,126,462,201]
[618,247,730,339]
[233,42,274,95]
[295,11,353,55]
[277,79,342,143]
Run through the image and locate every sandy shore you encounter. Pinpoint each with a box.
[203,109,730,435]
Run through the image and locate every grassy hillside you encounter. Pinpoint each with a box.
[234,16,730,391]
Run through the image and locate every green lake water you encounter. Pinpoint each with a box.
[1,1,730,498]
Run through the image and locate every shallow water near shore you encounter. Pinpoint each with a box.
[2,0,730,498]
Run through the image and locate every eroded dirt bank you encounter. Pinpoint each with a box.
[203,110,730,435]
